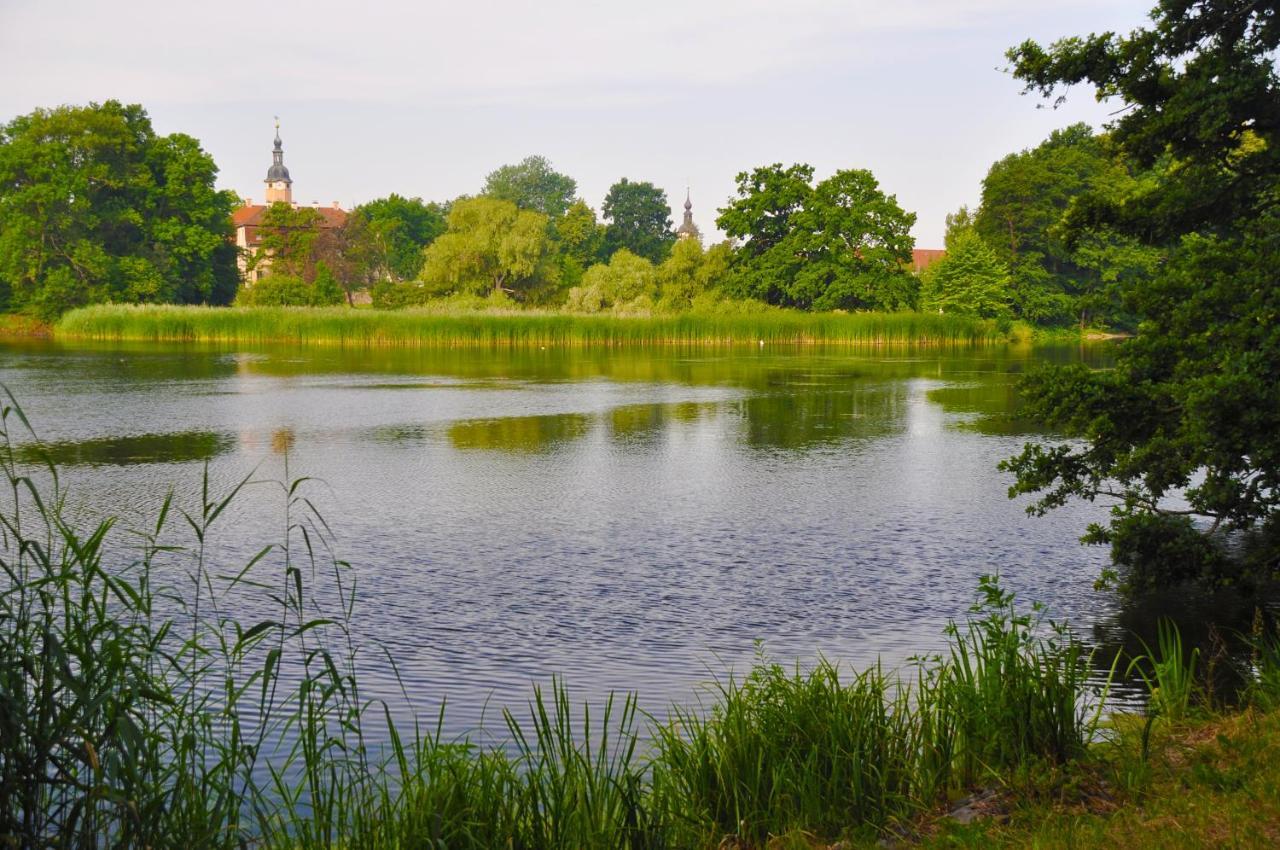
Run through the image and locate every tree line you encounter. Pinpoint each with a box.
[1,102,1163,325]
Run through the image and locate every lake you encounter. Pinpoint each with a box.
[0,339,1144,736]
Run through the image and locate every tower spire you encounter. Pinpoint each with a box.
[264,117,292,204]
[676,186,700,242]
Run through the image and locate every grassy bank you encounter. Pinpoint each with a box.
[4,393,1270,848]
[915,707,1280,848]
[55,304,1019,348]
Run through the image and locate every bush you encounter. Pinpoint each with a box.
[234,273,344,308]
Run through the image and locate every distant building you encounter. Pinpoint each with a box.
[910,248,946,274]
[231,121,347,284]
[675,189,701,243]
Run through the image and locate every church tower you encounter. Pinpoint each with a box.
[675,189,700,242]
[264,119,293,205]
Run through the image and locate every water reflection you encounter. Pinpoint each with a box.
[15,431,234,467]
[448,414,592,453]
[607,402,713,441]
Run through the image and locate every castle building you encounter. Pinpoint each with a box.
[675,189,701,243]
[231,122,347,284]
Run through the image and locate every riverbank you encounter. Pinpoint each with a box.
[908,706,1280,848]
[54,304,1025,347]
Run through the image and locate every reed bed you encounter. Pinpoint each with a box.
[56,304,1012,348]
[1,392,1185,849]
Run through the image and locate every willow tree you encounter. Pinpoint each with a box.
[420,197,555,300]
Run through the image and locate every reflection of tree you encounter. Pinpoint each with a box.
[607,402,712,441]
[926,381,1036,436]
[737,384,903,451]
[16,432,234,467]
[448,414,591,454]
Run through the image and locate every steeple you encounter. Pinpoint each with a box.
[675,188,700,242]
[264,117,293,204]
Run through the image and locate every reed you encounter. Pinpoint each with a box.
[1128,618,1201,722]
[56,304,1014,348]
[0,393,1108,849]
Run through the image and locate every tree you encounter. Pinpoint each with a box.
[482,155,577,219]
[555,199,605,268]
[973,124,1144,326]
[921,228,1013,318]
[251,203,326,280]
[655,238,708,308]
[420,196,555,300]
[0,101,239,318]
[717,164,918,311]
[1000,0,1280,590]
[352,194,446,281]
[565,249,656,313]
[553,199,606,289]
[601,179,674,263]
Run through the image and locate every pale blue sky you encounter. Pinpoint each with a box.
[0,0,1152,246]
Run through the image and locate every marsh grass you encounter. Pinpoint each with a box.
[56,304,1013,348]
[1127,618,1201,722]
[1,391,1130,849]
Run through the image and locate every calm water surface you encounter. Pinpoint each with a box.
[1,339,1132,734]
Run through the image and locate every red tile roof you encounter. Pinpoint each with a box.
[911,248,945,273]
[231,204,348,229]
[232,204,349,247]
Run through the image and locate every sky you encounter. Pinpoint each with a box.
[0,0,1154,246]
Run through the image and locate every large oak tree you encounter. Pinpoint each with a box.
[0,101,239,318]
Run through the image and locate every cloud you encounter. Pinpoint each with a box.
[1,0,1120,109]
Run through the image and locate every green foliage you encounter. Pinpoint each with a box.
[917,575,1102,791]
[601,178,675,263]
[655,238,726,310]
[565,249,656,313]
[652,654,920,844]
[482,155,577,219]
[0,101,239,319]
[421,196,557,301]
[1128,619,1201,723]
[370,280,432,309]
[234,268,344,308]
[352,194,447,280]
[921,228,1013,318]
[250,205,379,301]
[1002,1,1280,590]
[250,203,326,279]
[310,261,346,306]
[717,163,918,311]
[555,198,606,268]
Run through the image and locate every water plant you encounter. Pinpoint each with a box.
[1127,618,1201,723]
[56,304,1015,349]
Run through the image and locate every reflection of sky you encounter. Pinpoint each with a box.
[0,340,1127,739]
[0,1,1153,246]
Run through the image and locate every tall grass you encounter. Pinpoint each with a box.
[56,304,1013,348]
[1,393,1111,848]
[1127,618,1201,722]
